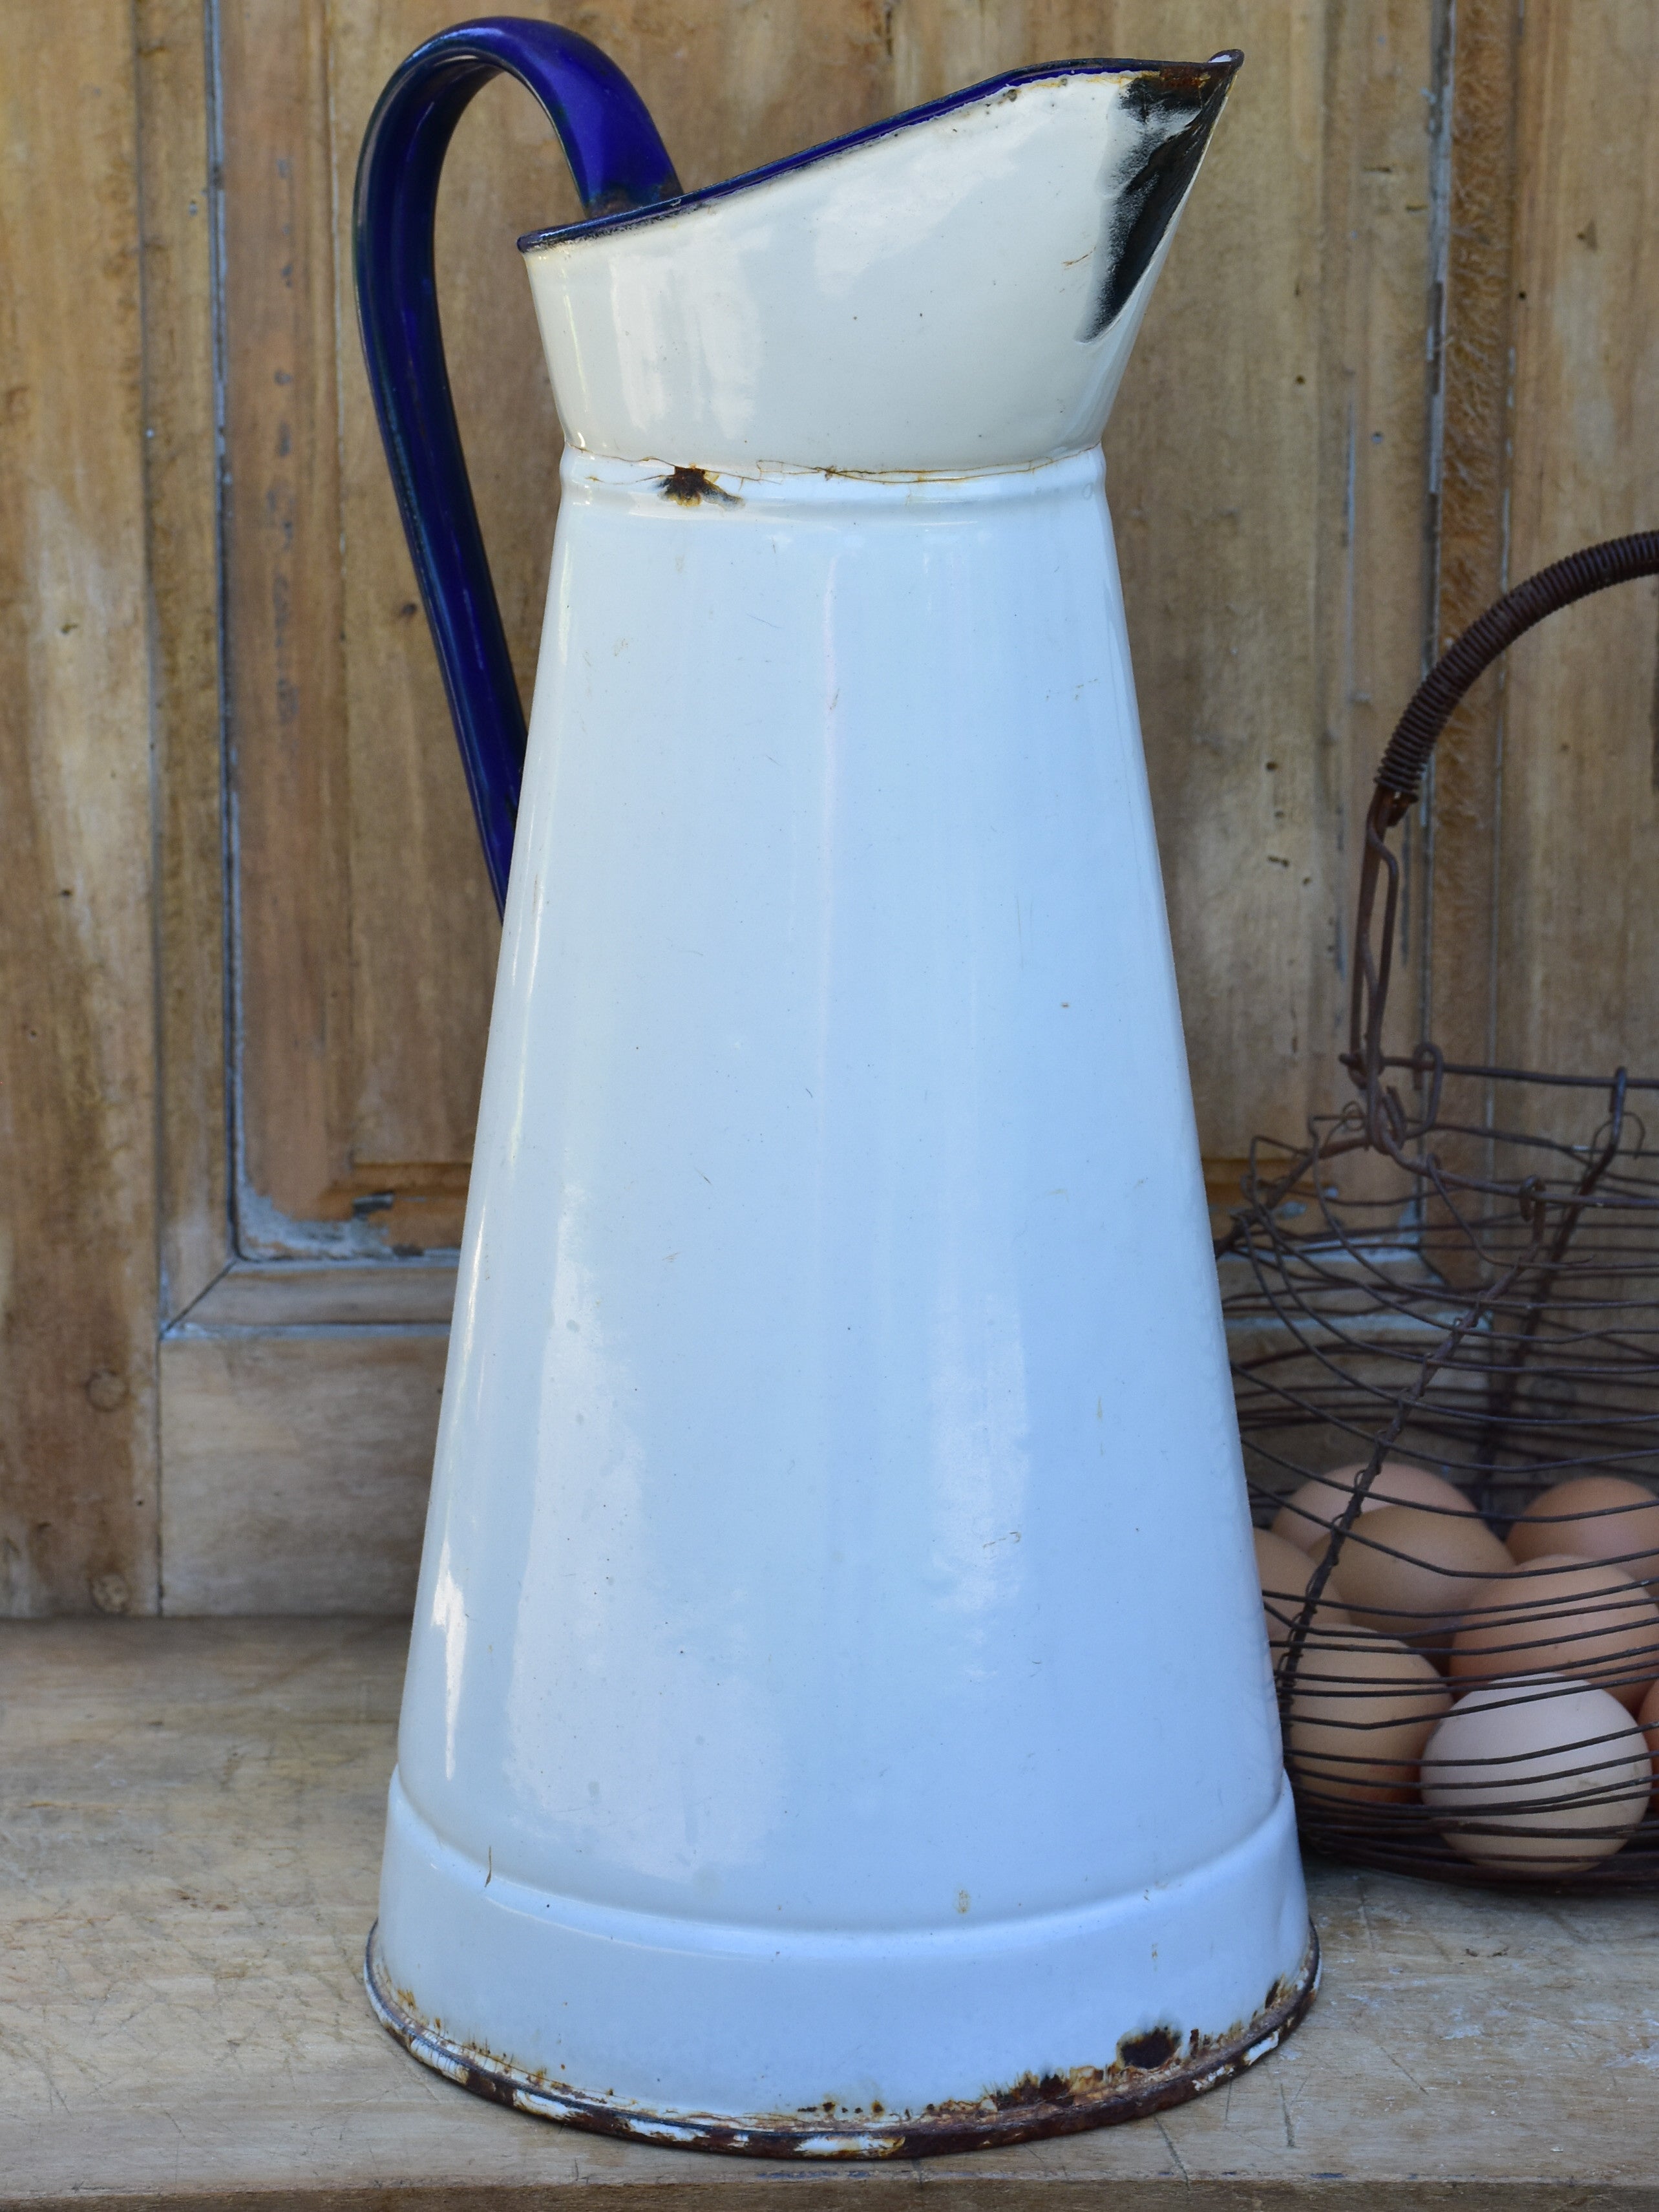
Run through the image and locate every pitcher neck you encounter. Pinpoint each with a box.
[524,61,1238,476]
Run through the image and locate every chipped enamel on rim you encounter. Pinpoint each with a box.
[365,1923,1320,2161]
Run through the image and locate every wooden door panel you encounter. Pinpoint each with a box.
[211,0,1435,1600]
[222,0,355,1246]
[223,0,1438,1253]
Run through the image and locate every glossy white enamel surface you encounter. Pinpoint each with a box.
[379,448,1307,2118]
[525,70,1209,473]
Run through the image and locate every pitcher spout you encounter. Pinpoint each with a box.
[1086,55,1240,339]
[522,51,1242,476]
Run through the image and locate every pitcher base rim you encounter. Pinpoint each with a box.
[364,1919,1319,2160]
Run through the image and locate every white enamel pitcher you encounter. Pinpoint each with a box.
[354,19,1313,2158]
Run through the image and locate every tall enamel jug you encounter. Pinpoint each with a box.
[354,19,1314,2158]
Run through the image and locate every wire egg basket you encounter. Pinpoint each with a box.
[1223,534,1659,1889]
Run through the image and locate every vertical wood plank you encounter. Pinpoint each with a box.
[0,0,160,1613]
[138,0,228,1317]
[1494,5,1659,1105]
[1313,0,1444,1084]
[221,0,354,1244]
[1423,0,1521,1070]
[1101,1,1340,1160]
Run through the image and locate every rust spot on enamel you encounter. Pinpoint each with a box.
[658,465,739,506]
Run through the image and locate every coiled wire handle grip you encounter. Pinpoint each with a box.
[1347,531,1659,1138]
[354,18,680,911]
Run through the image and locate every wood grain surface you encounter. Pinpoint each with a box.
[221,0,357,1244]
[157,1331,444,1612]
[140,0,229,1323]
[1423,0,1521,1073]
[1494,4,1659,1101]
[0,4,161,1614]
[6,1614,1659,2209]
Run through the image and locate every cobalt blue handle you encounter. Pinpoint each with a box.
[354,18,680,911]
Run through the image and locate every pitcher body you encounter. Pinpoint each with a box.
[355,22,1314,2154]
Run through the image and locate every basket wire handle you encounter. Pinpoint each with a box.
[1347,531,1659,1133]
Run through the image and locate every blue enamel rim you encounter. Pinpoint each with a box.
[517,50,1243,255]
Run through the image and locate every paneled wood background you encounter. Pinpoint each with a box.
[5,1,1656,1614]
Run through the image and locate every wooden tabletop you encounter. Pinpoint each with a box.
[6,1617,1658,2209]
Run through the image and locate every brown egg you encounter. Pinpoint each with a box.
[1507,1475,1659,1590]
[1331,1504,1513,1658]
[1254,1528,1350,1653]
[1421,1681,1649,1873]
[1273,1461,1476,1554]
[1284,1628,1451,1804]
[1448,1553,1659,1713]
